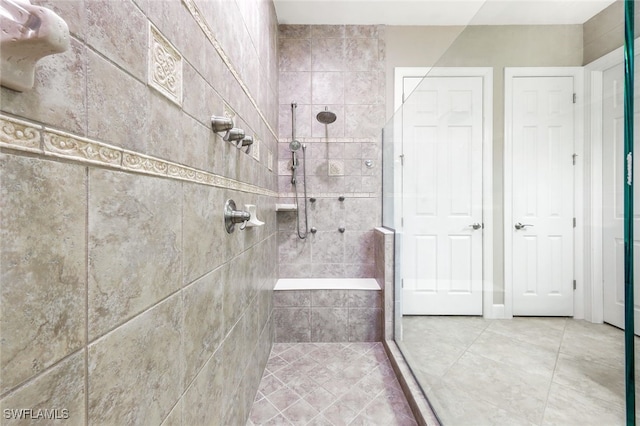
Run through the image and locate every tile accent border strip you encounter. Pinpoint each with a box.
[0,115,41,153]
[0,114,277,197]
[181,0,278,140]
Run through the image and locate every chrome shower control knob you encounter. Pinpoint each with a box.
[338,196,345,202]
[224,199,251,233]
[310,227,317,234]
[238,135,253,148]
[224,128,245,142]
[338,227,345,233]
[211,116,233,133]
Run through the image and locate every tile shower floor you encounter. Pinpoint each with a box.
[400,316,639,426]
[247,342,417,425]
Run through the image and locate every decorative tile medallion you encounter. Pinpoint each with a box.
[223,102,236,120]
[148,24,182,106]
[328,160,344,176]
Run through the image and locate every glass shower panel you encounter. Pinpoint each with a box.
[628,1,638,422]
[382,113,397,228]
[382,112,405,340]
[381,0,636,423]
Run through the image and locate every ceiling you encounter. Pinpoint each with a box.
[273,0,617,26]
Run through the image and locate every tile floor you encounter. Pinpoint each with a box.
[247,342,417,425]
[399,316,638,426]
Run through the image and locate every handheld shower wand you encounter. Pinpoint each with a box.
[290,139,301,184]
[290,102,308,239]
[290,102,299,183]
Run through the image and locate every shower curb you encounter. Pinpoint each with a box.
[383,340,440,426]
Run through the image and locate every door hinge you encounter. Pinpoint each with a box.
[573,217,576,228]
[401,217,404,227]
[573,93,577,103]
[399,154,404,166]
[402,278,404,288]
[573,279,576,290]
[572,153,578,165]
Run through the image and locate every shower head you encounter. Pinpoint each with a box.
[289,140,301,152]
[316,107,337,124]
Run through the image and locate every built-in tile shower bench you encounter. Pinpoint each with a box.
[273,278,383,342]
[273,227,394,342]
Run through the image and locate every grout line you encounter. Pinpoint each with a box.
[84,166,90,425]
[178,181,185,424]
[0,349,85,401]
[540,318,569,425]
[436,320,488,381]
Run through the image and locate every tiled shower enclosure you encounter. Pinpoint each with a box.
[277,24,386,279]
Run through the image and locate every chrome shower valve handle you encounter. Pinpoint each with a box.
[224,128,245,142]
[224,199,251,233]
[211,115,233,133]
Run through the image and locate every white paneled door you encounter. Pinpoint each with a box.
[508,76,575,316]
[402,76,484,315]
[602,62,640,333]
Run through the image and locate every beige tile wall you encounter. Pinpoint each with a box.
[0,0,279,424]
[276,25,386,279]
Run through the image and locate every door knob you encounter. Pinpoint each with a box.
[470,223,482,230]
[514,222,533,230]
